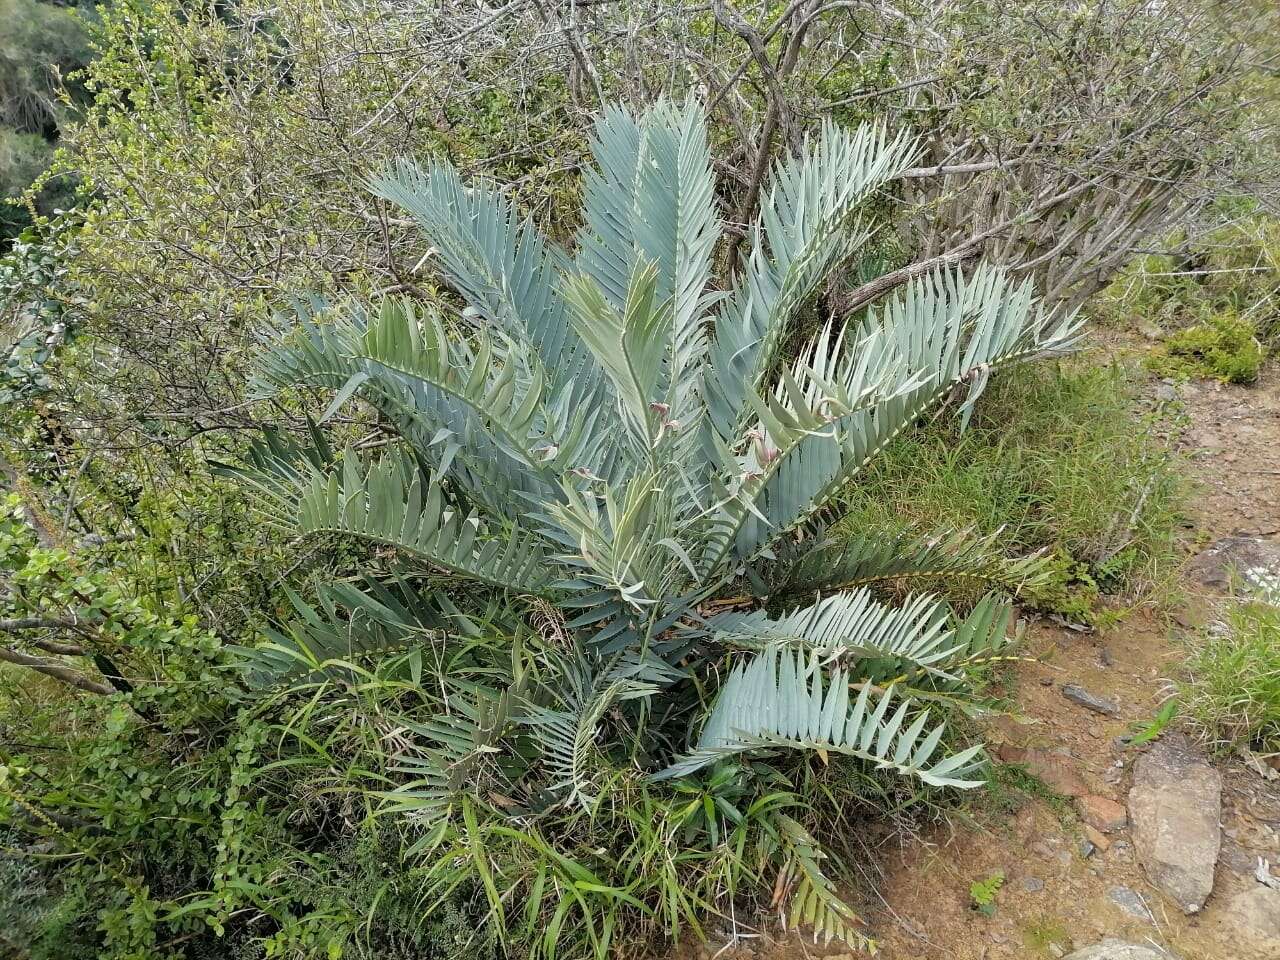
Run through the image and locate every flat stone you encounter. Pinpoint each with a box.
[1128,737,1221,913]
[1078,795,1128,833]
[1219,884,1280,945]
[1186,536,1280,590]
[1105,885,1154,923]
[1063,684,1120,717]
[1021,876,1045,892]
[996,744,1090,796]
[1063,940,1170,960]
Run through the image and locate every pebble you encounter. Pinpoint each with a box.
[1077,795,1128,833]
[1022,876,1045,893]
[1062,683,1120,716]
[1106,885,1154,923]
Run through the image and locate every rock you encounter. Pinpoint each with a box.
[1219,884,1280,944]
[1080,798,1131,834]
[1021,876,1045,892]
[1063,684,1120,717]
[1085,826,1111,851]
[1154,382,1177,402]
[1078,795,1128,833]
[1063,939,1170,960]
[1081,838,1099,859]
[1218,840,1260,876]
[1048,944,1066,959]
[1105,885,1154,923]
[996,744,1090,796]
[1186,536,1280,590]
[1128,737,1221,913]
[1030,841,1056,861]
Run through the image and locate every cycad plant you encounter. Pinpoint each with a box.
[240,100,1079,952]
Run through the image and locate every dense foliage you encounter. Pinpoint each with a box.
[0,2,1275,959]
[0,0,93,244]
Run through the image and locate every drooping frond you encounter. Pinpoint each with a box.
[774,813,873,950]
[771,526,1053,598]
[654,648,985,787]
[288,450,555,595]
[383,679,527,820]
[521,651,658,808]
[703,122,919,448]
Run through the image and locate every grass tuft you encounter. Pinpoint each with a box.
[1177,597,1280,753]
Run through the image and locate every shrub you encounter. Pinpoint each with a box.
[228,100,1080,955]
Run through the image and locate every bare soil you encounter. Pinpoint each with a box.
[729,359,1280,960]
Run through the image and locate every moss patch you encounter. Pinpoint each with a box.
[1147,312,1265,384]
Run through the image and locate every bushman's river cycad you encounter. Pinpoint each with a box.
[238,100,1081,947]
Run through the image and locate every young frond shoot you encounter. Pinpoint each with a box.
[240,99,1081,954]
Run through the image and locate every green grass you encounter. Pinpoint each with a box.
[1177,597,1280,752]
[834,356,1186,618]
[978,762,1073,825]
[1092,202,1280,350]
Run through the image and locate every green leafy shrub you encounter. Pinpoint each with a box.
[227,100,1080,955]
[1096,199,1279,359]
[1147,312,1266,384]
[1177,594,1280,753]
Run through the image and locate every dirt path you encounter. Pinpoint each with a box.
[856,365,1280,959]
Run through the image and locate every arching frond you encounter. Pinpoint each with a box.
[654,648,985,787]
[705,589,963,680]
[707,264,1084,566]
[288,450,556,595]
[367,159,574,372]
[703,122,920,448]
[562,262,673,454]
